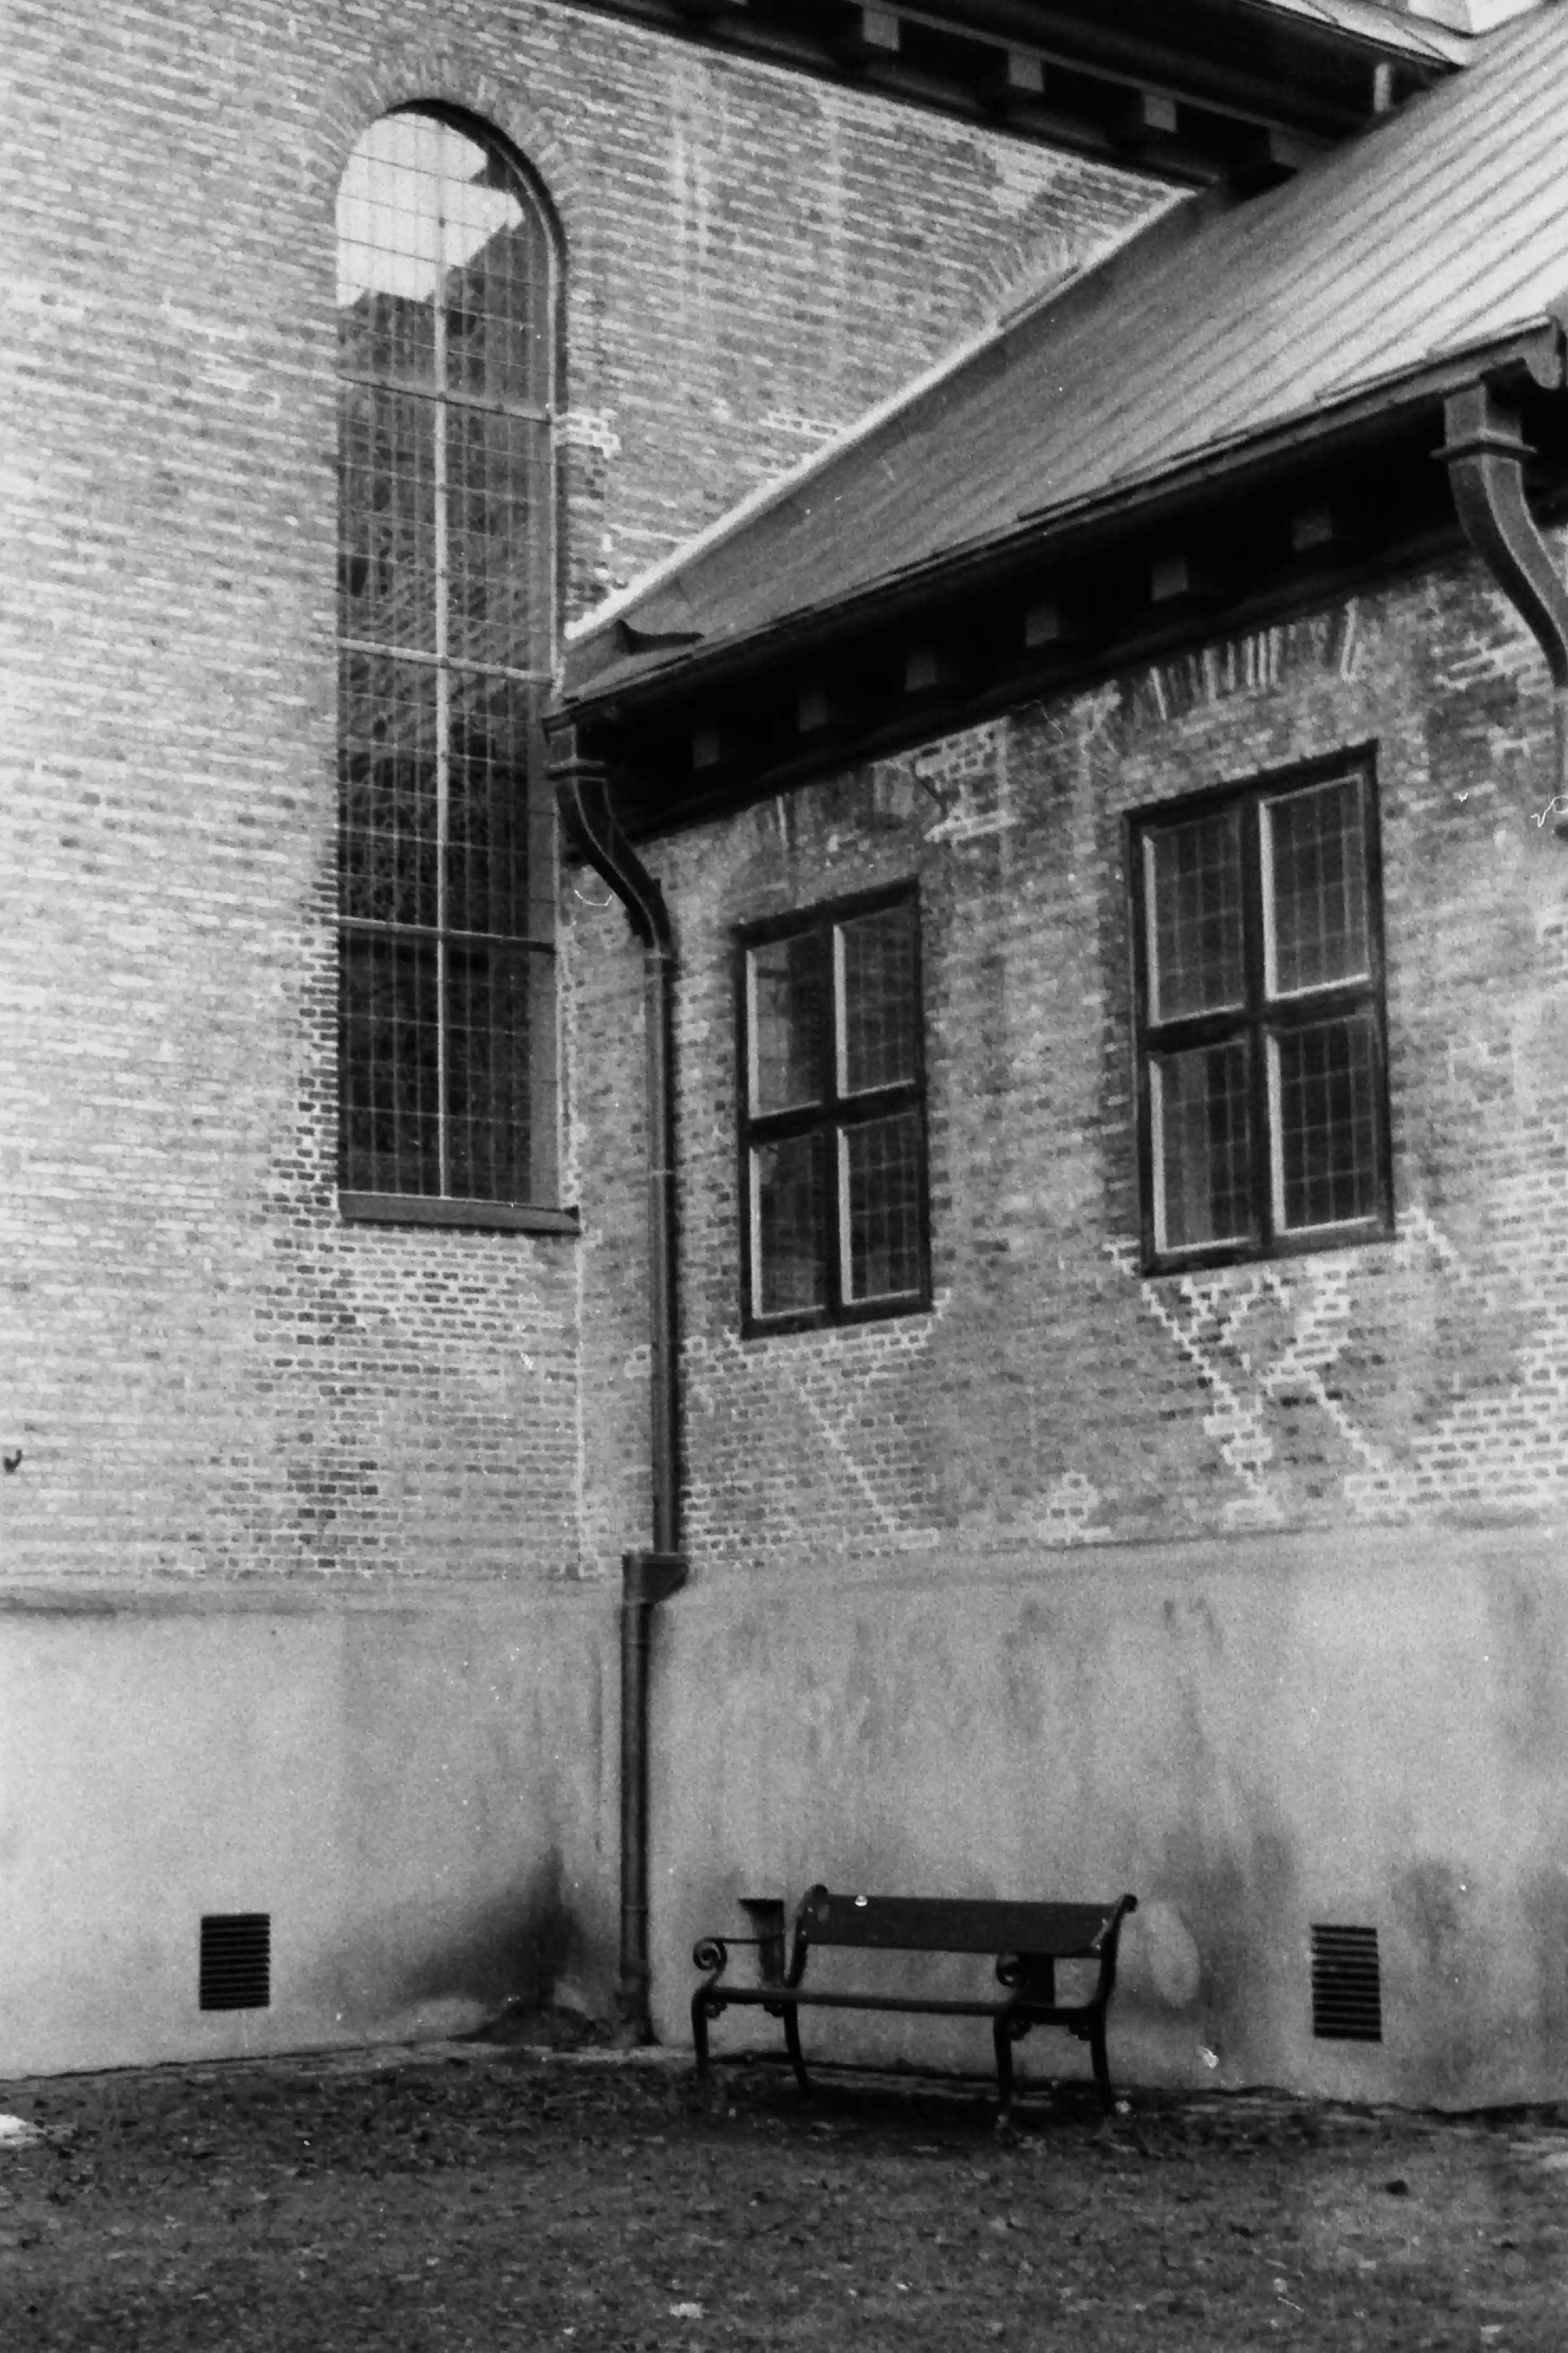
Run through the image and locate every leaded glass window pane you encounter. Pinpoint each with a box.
[337,385,438,653]
[1264,775,1370,996]
[445,404,551,671]
[753,1134,825,1317]
[1271,1015,1381,1232]
[335,109,556,1208]
[339,932,441,1197]
[748,934,824,1115]
[337,113,448,387]
[1152,1041,1252,1253]
[338,654,440,929]
[443,159,553,408]
[838,903,918,1096]
[446,672,536,942]
[446,945,534,1203]
[1145,807,1245,1023]
[841,1110,923,1301]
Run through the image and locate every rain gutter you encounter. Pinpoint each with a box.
[550,728,688,2044]
[1440,368,1568,796]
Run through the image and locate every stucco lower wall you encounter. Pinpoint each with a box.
[649,1526,1568,2107]
[0,1587,616,2077]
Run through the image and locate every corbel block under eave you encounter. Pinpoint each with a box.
[692,717,726,771]
[1290,502,1341,557]
[903,638,969,696]
[1114,89,1180,146]
[838,4,901,61]
[978,47,1045,109]
[1149,548,1223,607]
[797,674,849,733]
[1022,593,1092,652]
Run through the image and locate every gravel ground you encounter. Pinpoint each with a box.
[1,2033,1565,2349]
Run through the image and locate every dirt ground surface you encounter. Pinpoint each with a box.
[2,2032,1566,2350]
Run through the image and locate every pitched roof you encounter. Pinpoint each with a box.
[565,0,1568,710]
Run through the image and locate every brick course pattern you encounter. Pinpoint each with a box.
[583,553,1568,1574]
[0,2,1153,1585]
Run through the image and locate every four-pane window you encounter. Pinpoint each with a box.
[738,891,929,1331]
[1131,760,1392,1269]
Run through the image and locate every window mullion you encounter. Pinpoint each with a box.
[826,918,847,1314]
[432,195,451,1202]
[1239,793,1273,1251]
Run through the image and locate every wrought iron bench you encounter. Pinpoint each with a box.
[691,1885,1138,2120]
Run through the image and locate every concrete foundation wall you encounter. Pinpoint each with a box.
[650,1527,1568,2107]
[0,1588,615,2077]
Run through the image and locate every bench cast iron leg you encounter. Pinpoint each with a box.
[691,1993,711,2079]
[782,2003,812,2097]
[1088,2016,1112,2112]
[991,2015,1016,2125]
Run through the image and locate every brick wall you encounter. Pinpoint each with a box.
[0,1,1154,1586]
[589,550,1568,1573]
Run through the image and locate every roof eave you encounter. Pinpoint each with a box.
[559,317,1565,726]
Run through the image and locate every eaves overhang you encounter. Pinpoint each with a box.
[558,317,1568,831]
[564,318,1564,717]
[547,0,1469,181]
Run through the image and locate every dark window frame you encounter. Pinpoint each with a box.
[334,105,565,1228]
[736,883,931,1336]
[1129,747,1394,1275]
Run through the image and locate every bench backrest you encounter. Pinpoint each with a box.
[795,1888,1136,1959]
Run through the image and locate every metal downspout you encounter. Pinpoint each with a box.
[550,732,689,2044]
[1440,375,1568,801]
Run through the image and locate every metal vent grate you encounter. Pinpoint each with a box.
[199,1914,272,2012]
[1311,1923,1381,2042]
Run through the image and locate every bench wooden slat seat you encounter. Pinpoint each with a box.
[691,1885,1138,2120]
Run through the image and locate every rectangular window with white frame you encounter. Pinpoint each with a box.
[737,887,930,1333]
[1130,755,1393,1272]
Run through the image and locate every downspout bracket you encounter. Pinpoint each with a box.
[624,1549,691,1607]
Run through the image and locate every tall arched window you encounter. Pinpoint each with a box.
[335,110,557,1217]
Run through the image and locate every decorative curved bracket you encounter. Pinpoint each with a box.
[1441,377,1568,793]
[552,743,673,957]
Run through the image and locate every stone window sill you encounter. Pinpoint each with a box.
[339,1192,580,1235]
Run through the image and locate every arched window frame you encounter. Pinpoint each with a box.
[334,107,570,1229]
